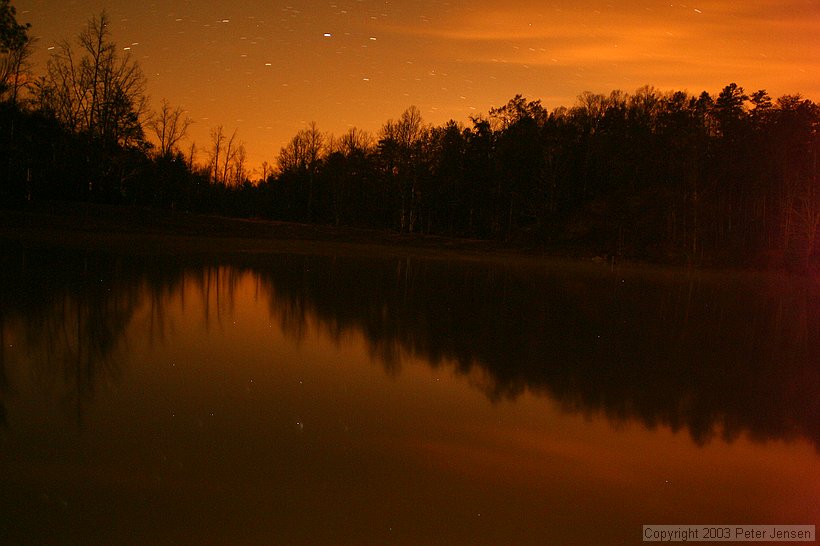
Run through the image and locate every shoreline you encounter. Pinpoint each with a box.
[0,202,797,278]
[0,201,585,263]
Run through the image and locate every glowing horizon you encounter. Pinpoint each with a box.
[14,0,820,174]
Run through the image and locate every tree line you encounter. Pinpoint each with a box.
[1,8,251,213]
[265,89,819,268]
[2,5,819,267]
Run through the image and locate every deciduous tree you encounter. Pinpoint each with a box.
[148,98,193,158]
[34,11,148,149]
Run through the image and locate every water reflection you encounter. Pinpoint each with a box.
[1,248,818,449]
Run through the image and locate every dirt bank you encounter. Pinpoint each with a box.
[0,202,568,266]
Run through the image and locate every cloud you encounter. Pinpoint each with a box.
[374,0,819,99]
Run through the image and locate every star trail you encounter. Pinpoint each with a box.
[15,0,820,173]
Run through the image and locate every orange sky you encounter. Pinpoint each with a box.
[15,0,820,175]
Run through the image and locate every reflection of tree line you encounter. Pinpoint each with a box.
[1,250,818,449]
[0,248,258,427]
[252,254,820,448]
[1,251,136,425]
[0,249,177,426]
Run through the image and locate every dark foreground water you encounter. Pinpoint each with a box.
[0,249,818,545]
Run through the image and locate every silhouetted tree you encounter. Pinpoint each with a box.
[490,95,548,239]
[208,125,225,184]
[0,1,33,106]
[148,98,193,158]
[34,11,147,148]
[421,120,467,235]
[31,11,148,200]
[0,0,32,201]
[275,121,325,221]
[0,0,28,54]
[321,127,377,226]
[769,95,820,268]
[461,116,497,237]
[379,106,426,232]
[220,129,239,186]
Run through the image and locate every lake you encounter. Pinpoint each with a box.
[1,248,818,545]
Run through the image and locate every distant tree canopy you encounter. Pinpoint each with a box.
[1,6,819,268]
[259,88,820,268]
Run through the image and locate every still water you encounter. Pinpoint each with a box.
[0,249,818,545]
